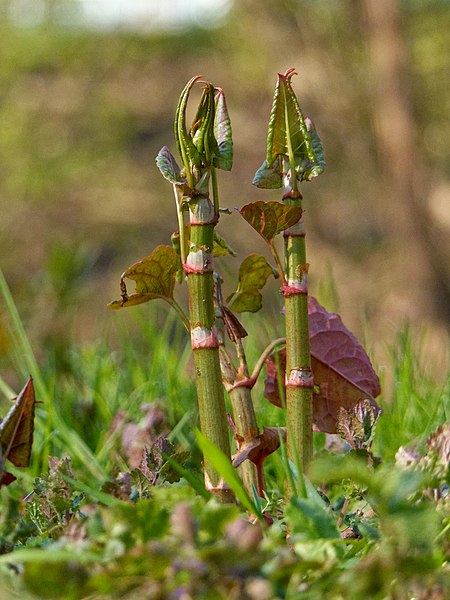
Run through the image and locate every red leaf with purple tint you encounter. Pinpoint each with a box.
[264,297,381,433]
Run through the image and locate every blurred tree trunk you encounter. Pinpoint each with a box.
[361,0,450,326]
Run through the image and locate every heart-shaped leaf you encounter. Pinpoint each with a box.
[227,254,276,313]
[239,201,302,244]
[253,68,325,188]
[0,378,36,469]
[264,297,381,433]
[108,245,178,309]
[155,146,185,185]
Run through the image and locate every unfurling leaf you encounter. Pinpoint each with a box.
[155,146,185,185]
[191,83,219,164]
[175,76,203,175]
[303,118,326,181]
[252,158,283,189]
[239,201,302,244]
[264,297,381,433]
[253,68,325,188]
[0,378,36,470]
[173,77,233,190]
[213,88,233,171]
[227,254,276,313]
[108,245,178,309]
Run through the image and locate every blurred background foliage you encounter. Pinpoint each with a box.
[0,0,449,387]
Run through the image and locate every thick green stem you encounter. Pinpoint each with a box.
[283,196,313,470]
[186,195,232,501]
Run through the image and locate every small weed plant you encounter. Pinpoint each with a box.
[0,71,448,599]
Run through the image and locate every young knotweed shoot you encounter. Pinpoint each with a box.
[109,78,289,501]
[111,77,234,501]
[250,68,325,471]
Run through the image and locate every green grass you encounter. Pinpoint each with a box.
[0,268,197,487]
[373,328,449,460]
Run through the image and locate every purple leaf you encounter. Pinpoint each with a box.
[264,297,381,433]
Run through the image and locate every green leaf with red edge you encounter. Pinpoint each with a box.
[264,297,381,434]
[253,68,325,188]
[239,201,302,244]
[108,245,178,309]
[213,87,233,171]
[227,254,276,313]
[0,378,36,470]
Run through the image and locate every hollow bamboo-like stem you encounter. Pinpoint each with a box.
[185,195,233,502]
[283,195,313,470]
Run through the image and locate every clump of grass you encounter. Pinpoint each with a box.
[374,328,449,460]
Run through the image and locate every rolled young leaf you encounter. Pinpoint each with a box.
[253,68,325,189]
[155,146,185,185]
[213,87,233,171]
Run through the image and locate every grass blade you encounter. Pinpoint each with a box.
[195,429,261,517]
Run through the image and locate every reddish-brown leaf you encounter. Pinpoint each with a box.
[239,201,302,244]
[108,245,178,309]
[264,297,381,433]
[0,378,36,468]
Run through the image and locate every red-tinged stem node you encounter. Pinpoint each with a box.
[285,367,314,388]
